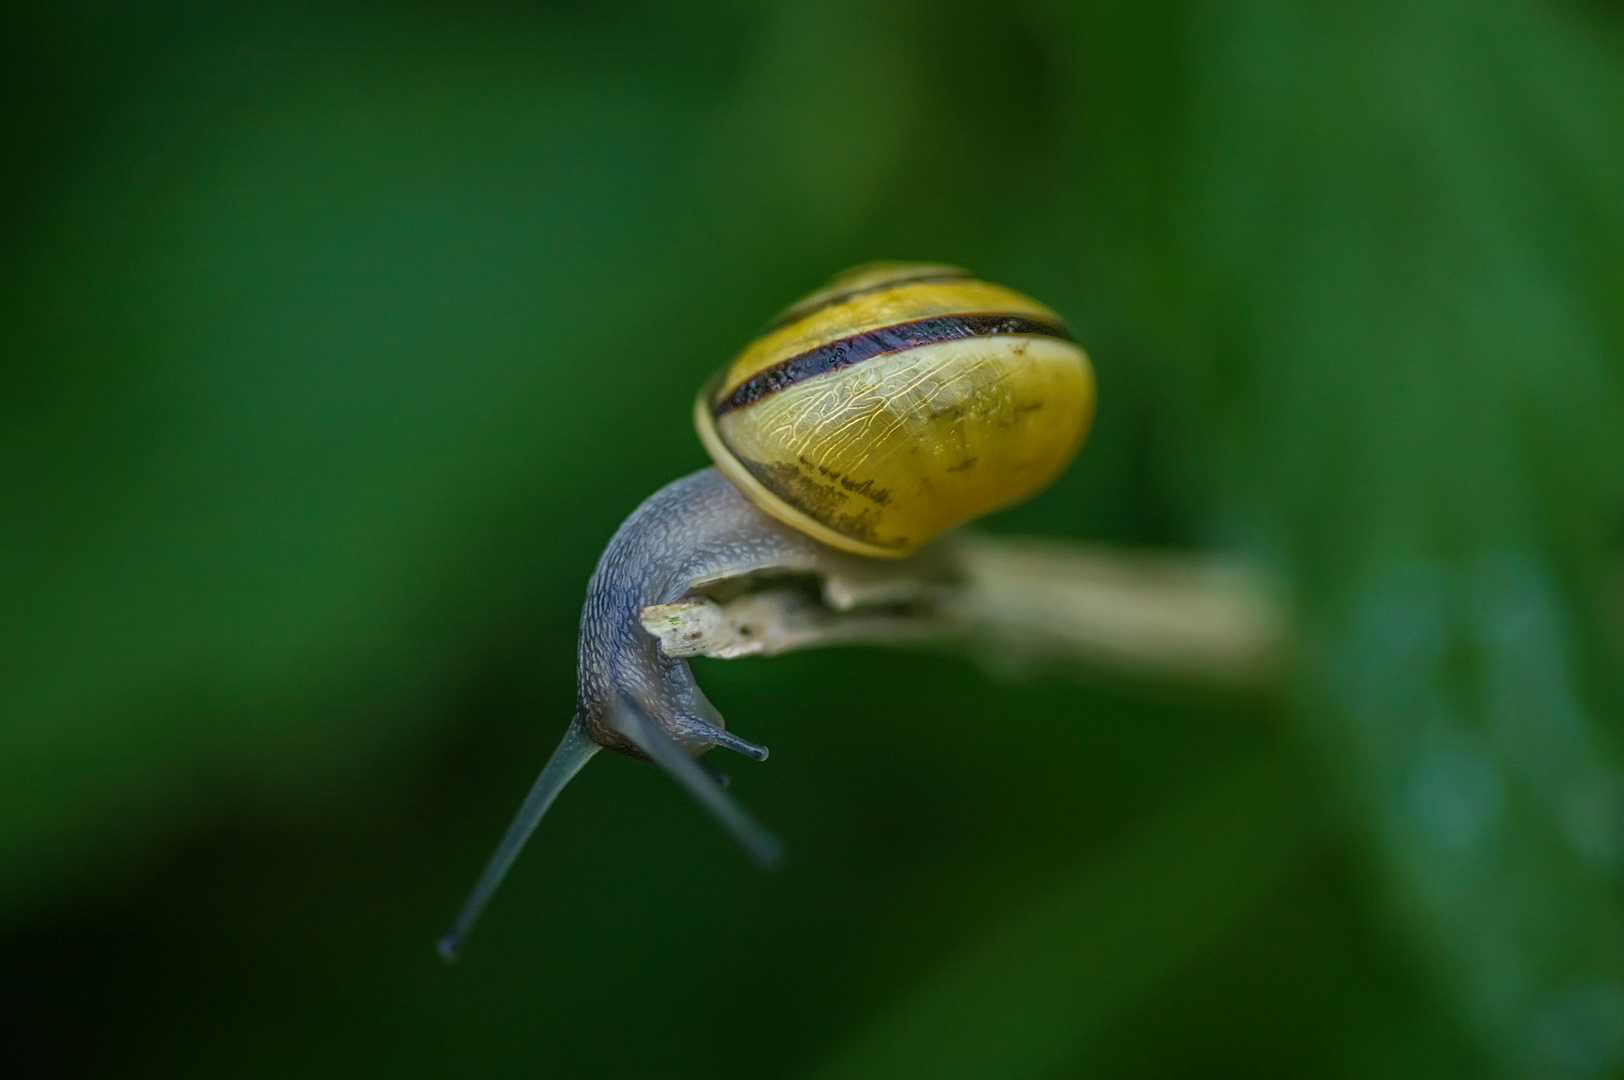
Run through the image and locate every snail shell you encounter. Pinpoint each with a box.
[696,262,1096,557]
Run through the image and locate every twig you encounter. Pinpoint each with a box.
[641,533,1287,692]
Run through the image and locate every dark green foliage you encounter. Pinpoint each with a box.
[1,1,1620,1075]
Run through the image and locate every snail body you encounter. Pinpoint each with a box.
[440,264,1094,959]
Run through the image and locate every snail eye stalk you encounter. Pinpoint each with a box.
[437,719,599,963]
[611,693,782,869]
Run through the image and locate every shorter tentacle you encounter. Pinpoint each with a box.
[683,716,769,761]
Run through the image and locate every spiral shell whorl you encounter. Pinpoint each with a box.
[697,263,1096,558]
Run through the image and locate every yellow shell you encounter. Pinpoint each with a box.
[695,262,1096,558]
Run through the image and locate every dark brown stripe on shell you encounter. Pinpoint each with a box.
[713,313,1074,417]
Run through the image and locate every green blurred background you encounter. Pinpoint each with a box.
[3,0,1623,1076]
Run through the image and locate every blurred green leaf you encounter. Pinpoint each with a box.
[2,0,1622,1076]
[811,751,1305,1080]
[1055,0,1624,1073]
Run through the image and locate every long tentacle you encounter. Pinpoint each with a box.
[437,719,600,961]
[612,694,782,867]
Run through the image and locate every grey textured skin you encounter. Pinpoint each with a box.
[576,466,836,757]
[439,467,842,959]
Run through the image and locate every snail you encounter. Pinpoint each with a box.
[438,263,1095,960]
